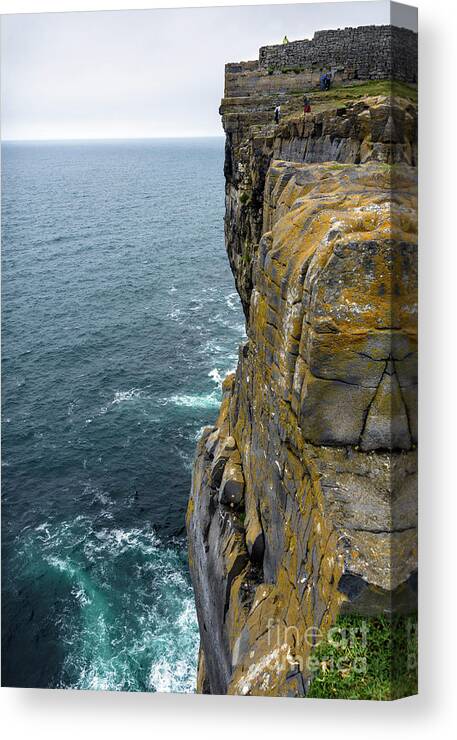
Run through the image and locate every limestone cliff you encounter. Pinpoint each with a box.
[187,26,417,698]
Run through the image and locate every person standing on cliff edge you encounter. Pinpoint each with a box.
[303,96,311,114]
[274,104,281,124]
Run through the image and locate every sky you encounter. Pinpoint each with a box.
[0,2,417,140]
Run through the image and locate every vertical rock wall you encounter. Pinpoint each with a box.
[187,28,418,698]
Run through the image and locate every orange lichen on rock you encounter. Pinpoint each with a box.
[187,75,417,697]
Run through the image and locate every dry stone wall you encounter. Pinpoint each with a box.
[259,25,417,82]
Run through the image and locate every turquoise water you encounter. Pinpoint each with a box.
[1,138,245,690]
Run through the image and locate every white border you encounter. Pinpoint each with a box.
[1,1,456,738]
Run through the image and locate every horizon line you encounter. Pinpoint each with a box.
[1,134,226,144]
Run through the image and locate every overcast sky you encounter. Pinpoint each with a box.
[1,2,417,140]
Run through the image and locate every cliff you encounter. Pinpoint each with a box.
[187,26,418,699]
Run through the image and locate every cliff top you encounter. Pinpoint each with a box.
[220,80,417,144]
[225,24,417,88]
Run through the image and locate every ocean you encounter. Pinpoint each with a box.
[1,138,245,691]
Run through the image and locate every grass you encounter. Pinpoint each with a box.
[320,79,417,104]
[281,79,417,122]
[280,67,304,75]
[287,79,417,104]
[307,612,418,701]
[276,80,417,128]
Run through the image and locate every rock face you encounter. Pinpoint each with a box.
[187,28,417,698]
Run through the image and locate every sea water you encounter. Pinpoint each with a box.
[1,138,245,690]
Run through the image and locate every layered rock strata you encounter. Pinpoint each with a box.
[187,30,417,698]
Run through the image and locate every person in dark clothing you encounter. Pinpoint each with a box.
[303,96,311,114]
[274,104,281,124]
[320,72,331,91]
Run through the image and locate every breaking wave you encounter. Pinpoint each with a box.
[14,516,199,692]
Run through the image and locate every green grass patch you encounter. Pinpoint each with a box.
[288,79,417,106]
[281,79,416,126]
[322,162,354,170]
[333,79,417,103]
[307,613,418,701]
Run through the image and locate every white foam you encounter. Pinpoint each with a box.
[166,392,220,409]
[208,368,223,386]
[47,555,76,577]
[112,388,143,405]
[25,514,199,693]
[177,448,193,471]
[176,597,196,630]
[72,585,92,607]
[193,425,207,441]
[96,387,152,417]
[225,291,240,311]
[87,527,159,557]
[167,307,182,320]
[148,655,197,694]
[202,339,224,354]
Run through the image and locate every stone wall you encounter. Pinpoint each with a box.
[259,25,417,83]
